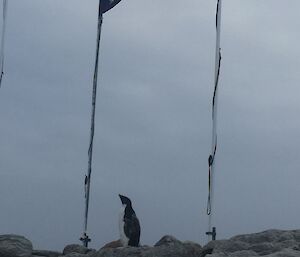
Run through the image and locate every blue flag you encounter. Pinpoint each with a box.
[101,0,122,14]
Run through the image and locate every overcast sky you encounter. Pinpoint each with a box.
[1,0,300,251]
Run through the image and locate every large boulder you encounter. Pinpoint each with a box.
[154,235,182,247]
[62,245,96,257]
[61,253,94,257]
[32,250,62,257]
[101,240,123,249]
[63,244,89,255]
[0,234,33,257]
[93,235,202,257]
[202,229,300,257]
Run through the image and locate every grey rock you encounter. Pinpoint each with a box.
[100,240,122,249]
[2,230,300,257]
[61,249,96,257]
[94,236,202,257]
[0,234,33,257]
[94,247,149,257]
[63,244,89,255]
[60,253,89,257]
[248,242,280,255]
[205,253,257,257]
[199,247,214,257]
[202,229,300,257]
[232,229,289,244]
[205,254,227,257]
[183,241,203,253]
[265,248,300,257]
[86,249,97,254]
[154,235,182,247]
[203,239,249,253]
[33,250,62,257]
[229,250,259,257]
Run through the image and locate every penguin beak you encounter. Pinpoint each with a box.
[119,194,131,206]
[119,194,125,204]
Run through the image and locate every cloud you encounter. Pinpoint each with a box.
[1,0,300,251]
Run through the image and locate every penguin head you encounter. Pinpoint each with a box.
[119,194,132,207]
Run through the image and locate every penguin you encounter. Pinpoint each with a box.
[118,194,140,247]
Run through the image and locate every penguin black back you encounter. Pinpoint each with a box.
[119,194,140,247]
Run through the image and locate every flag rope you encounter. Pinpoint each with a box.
[207,0,222,240]
[0,0,8,88]
[80,0,123,247]
[80,1,103,248]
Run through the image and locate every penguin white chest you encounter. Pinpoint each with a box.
[119,205,129,246]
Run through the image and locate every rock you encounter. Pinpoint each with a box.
[63,244,89,255]
[86,249,97,254]
[1,230,300,257]
[61,253,91,257]
[183,241,203,254]
[232,229,288,244]
[32,250,62,257]
[205,254,226,257]
[201,229,300,257]
[0,234,33,257]
[199,247,214,257]
[228,250,259,257]
[94,236,202,257]
[203,239,249,253]
[101,240,123,249]
[154,235,181,247]
[265,248,300,257]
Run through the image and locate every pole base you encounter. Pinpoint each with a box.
[206,227,217,241]
[80,233,91,247]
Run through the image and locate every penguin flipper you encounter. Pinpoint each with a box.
[124,214,140,247]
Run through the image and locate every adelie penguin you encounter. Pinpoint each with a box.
[118,194,141,247]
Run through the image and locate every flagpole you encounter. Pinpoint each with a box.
[80,0,103,248]
[206,0,222,242]
[0,0,8,88]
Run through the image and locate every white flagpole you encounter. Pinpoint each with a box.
[0,0,8,88]
[207,0,222,241]
[80,0,103,248]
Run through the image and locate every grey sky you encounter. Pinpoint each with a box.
[0,0,300,251]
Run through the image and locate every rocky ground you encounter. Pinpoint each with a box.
[1,229,300,257]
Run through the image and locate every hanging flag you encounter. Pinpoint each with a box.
[206,0,222,241]
[80,0,123,248]
[0,0,8,88]
[101,0,122,14]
